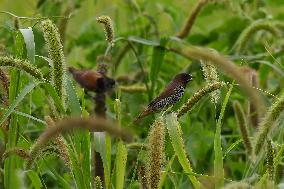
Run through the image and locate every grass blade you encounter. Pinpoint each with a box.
[165,113,201,189]
[19,28,35,64]
[149,38,168,100]
[115,140,128,189]
[214,84,233,188]
[0,82,37,126]
[41,83,65,113]
[26,170,43,189]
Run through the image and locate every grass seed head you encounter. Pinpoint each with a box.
[146,118,165,189]
[41,19,66,104]
[97,16,115,46]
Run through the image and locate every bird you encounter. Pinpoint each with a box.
[68,67,116,93]
[134,73,193,122]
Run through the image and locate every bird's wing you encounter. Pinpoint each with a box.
[72,70,103,91]
[148,81,178,107]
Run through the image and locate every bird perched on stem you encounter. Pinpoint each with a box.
[134,73,193,122]
[69,67,115,93]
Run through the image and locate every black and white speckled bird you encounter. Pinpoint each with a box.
[134,73,192,122]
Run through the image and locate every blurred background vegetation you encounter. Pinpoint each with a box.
[1,0,284,188]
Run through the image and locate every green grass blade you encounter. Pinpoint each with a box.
[159,155,175,188]
[94,133,112,189]
[4,30,25,189]
[128,36,159,46]
[115,140,128,189]
[65,76,91,189]
[223,139,242,159]
[66,76,82,115]
[26,170,43,189]
[149,37,168,100]
[41,83,65,113]
[165,113,201,189]
[214,84,233,189]
[0,107,45,124]
[19,28,35,64]
[0,82,37,126]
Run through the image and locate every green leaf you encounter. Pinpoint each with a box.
[0,82,38,126]
[223,139,242,159]
[0,107,45,124]
[94,133,112,189]
[41,83,65,113]
[214,84,233,189]
[4,29,25,189]
[115,141,128,189]
[128,36,159,46]
[19,28,35,64]
[165,113,201,189]
[66,76,82,115]
[26,170,43,189]
[149,37,168,100]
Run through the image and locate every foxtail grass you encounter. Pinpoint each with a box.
[254,91,284,155]
[146,118,165,189]
[165,113,201,188]
[177,82,225,117]
[233,101,252,156]
[234,20,280,54]
[201,50,220,104]
[138,164,148,189]
[0,68,9,106]
[0,56,44,80]
[2,148,30,161]
[266,140,274,180]
[44,116,70,166]
[41,19,66,104]
[27,117,132,169]
[95,176,103,189]
[97,16,115,47]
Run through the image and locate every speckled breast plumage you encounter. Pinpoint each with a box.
[152,85,185,111]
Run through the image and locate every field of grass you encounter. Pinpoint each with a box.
[0,0,284,188]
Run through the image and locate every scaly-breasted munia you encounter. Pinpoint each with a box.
[69,67,115,93]
[135,73,192,122]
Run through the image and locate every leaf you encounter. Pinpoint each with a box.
[115,141,128,189]
[41,83,65,113]
[128,36,159,46]
[66,76,82,115]
[0,107,45,124]
[214,84,233,188]
[94,133,112,189]
[149,37,168,100]
[26,170,43,189]
[4,29,25,189]
[165,113,201,189]
[19,28,35,64]
[223,139,242,159]
[0,82,38,126]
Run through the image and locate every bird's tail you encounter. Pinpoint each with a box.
[133,108,152,124]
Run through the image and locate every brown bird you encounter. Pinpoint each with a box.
[134,73,192,122]
[69,67,115,93]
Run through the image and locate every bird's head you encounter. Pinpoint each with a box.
[174,73,193,85]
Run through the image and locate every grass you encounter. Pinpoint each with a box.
[0,0,284,188]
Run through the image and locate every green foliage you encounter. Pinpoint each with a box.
[0,1,284,189]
